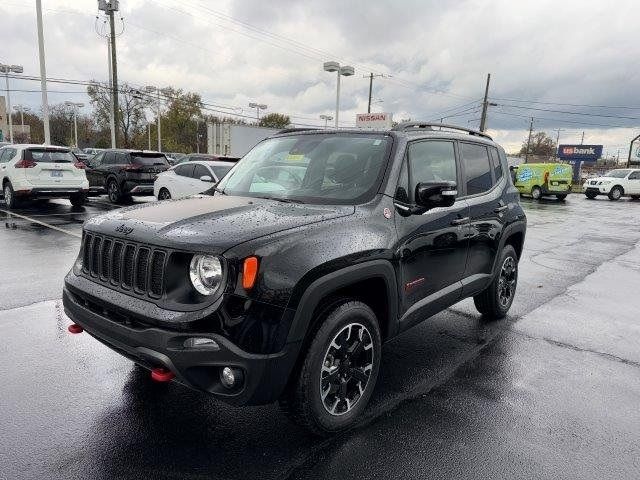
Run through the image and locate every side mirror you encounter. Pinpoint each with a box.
[415,181,457,210]
[199,175,213,182]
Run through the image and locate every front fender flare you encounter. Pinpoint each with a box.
[286,259,399,343]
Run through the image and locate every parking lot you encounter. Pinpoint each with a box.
[1,194,639,480]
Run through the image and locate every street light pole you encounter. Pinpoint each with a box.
[323,62,354,128]
[35,0,50,144]
[248,102,267,122]
[65,101,84,147]
[145,86,162,151]
[0,63,23,143]
[319,114,333,129]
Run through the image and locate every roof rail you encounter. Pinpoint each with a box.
[276,127,322,135]
[391,122,493,140]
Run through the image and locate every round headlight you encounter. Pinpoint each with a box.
[189,255,223,295]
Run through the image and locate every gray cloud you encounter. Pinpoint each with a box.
[1,0,638,153]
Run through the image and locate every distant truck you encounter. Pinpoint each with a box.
[513,163,573,200]
[207,123,279,157]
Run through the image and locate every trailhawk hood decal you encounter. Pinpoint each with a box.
[84,195,355,252]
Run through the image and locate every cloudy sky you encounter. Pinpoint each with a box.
[1,0,638,154]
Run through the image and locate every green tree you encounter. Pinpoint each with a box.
[258,113,290,129]
[87,81,151,148]
[157,88,203,152]
[519,131,556,157]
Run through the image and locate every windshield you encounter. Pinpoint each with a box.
[25,148,74,163]
[131,154,169,166]
[217,134,392,204]
[604,169,630,178]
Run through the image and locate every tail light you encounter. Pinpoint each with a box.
[123,164,142,172]
[14,159,37,168]
[74,161,86,169]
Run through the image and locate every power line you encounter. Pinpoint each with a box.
[496,103,640,121]
[490,96,640,111]
[493,111,634,129]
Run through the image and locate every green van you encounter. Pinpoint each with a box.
[513,163,573,200]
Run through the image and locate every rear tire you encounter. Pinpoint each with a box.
[107,179,122,204]
[555,194,567,201]
[608,186,623,201]
[531,186,542,200]
[158,188,171,200]
[585,192,597,199]
[2,182,19,209]
[630,195,640,201]
[474,245,518,320]
[279,300,381,436]
[70,193,86,207]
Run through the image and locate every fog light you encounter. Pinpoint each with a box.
[183,337,220,350]
[221,367,235,388]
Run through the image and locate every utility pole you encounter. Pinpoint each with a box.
[580,131,585,144]
[364,73,385,113]
[35,0,50,144]
[525,117,534,162]
[553,128,564,159]
[107,40,116,148]
[98,1,120,146]
[479,73,491,132]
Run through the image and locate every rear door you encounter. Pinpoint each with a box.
[459,142,505,295]
[23,148,84,187]
[85,152,105,188]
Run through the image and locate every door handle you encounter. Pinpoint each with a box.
[494,205,508,213]
[450,217,470,226]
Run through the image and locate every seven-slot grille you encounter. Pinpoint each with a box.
[82,233,166,297]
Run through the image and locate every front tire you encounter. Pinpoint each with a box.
[531,186,542,200]
[158,188,171,200]
[608,186,623,201]
[555,194,567,201]
[585,192,597,199]
[474,245,518,320]
[279,300,381,436]
[2,182,19,209]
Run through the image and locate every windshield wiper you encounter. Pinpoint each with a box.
[213,187,227,195]
[255,195,303,204]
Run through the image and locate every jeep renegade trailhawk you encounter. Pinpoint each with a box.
[64,122,526,435]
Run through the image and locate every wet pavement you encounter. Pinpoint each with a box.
[1,194,639,479]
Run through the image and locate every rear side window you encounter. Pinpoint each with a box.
[25,148,74,163]
[193,164,210,179]
[114,153,129,164]
[406,140,457,201]
[489,147,503,182]
[460,143,493,195]
[175,164,194,177]
[629,171,640,180]
[132,154,168,166]
[0,148,16,163]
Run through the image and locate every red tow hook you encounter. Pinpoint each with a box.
[151,367,175,382]
[68,324,84,334]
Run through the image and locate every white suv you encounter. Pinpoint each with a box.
[583,168,640,201]
[0,144,89,209]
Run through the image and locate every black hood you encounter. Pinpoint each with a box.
[83,195,355,253]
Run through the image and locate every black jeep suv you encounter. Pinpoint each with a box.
[85,149,170,202]
[63,123,526,434]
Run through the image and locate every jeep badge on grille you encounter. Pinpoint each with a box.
[115,224,134,235]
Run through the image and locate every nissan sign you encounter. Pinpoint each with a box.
[356,113,393,130]
[557,144,603,162]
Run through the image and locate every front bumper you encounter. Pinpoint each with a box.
[583,184,610,194]
[63,284,301,406]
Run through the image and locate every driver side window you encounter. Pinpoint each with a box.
[405,141,457,202]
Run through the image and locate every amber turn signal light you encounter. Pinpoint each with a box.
[242,256,259,290]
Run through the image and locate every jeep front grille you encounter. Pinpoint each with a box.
[81,233,167,298]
